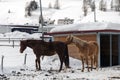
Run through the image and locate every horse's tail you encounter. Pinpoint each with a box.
[64,44,70,68]
[93,42,99,69]
[93,42,99,56]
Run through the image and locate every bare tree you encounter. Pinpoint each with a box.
[48,2,52,8]
[90,1,95,11]
[87,0,92,5]
[111,0,120,11]
[54,0,60,9]
[25,0,38,17]
[82,0,88,16]
[111,0,113,10]
[99,0,107,11]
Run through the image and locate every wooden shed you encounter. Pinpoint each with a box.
[46,22,120,67]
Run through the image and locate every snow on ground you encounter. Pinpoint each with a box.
[0,31,119,80]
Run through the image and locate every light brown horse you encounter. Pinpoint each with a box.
[19,39,70,72]
[66,35,99,72]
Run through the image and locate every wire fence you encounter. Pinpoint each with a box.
[0,38,26,47]
[0,54,35,71]
[0,38,35,72]
[0,38,71,80]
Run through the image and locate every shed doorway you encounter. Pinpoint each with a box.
[100,34,120,67]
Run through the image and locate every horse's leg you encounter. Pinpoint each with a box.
[63,57,67,72]
[90,56,93,71]
[58,54,63,72]
[35,58,38,70]
[85,56,90,72]
[64,45,70,68]
[37,56,41,70]
[86,47,90,72]
[96,57,98,70]
[81,57,84,72]
[35,55,41,71]
[64,57,70,68]
[94,54,98,70]
[59,59,63,72]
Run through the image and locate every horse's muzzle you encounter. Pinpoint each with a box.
[20,50,23,53]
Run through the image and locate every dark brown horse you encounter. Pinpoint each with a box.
[19,39,70,72]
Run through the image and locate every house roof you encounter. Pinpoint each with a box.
[46,22,120,35]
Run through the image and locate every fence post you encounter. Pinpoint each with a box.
[24,54,27,65]
[9,38,10,43]
[12,40,14,48]
[1,55,4,71]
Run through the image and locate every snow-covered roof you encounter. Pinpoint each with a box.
[50,22,120,34]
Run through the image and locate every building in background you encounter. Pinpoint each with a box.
[46,22,120,67]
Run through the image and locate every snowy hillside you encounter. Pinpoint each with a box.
[0,0,120,25]
[0,0,83,25]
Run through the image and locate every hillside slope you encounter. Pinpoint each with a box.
[0,0,119,25]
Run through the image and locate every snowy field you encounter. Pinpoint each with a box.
[0,31,119,80]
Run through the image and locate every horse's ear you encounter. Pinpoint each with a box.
[68,34,73,38]
[66,34,72,40]
[66,34,70,39]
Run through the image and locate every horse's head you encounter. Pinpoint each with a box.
[20,40,27,53]
[66,34,73,44]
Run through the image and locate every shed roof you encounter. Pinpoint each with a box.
[47,22,120,35]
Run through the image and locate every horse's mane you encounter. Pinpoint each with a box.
[69,35,88,47]
[26,39,44,42]
[20,39,45,46]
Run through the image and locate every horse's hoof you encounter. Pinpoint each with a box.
[66,66,71,69]
[81,70,84,72]
[67,66,71,68]
[58,69,62,72]
[36,69,41,71]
